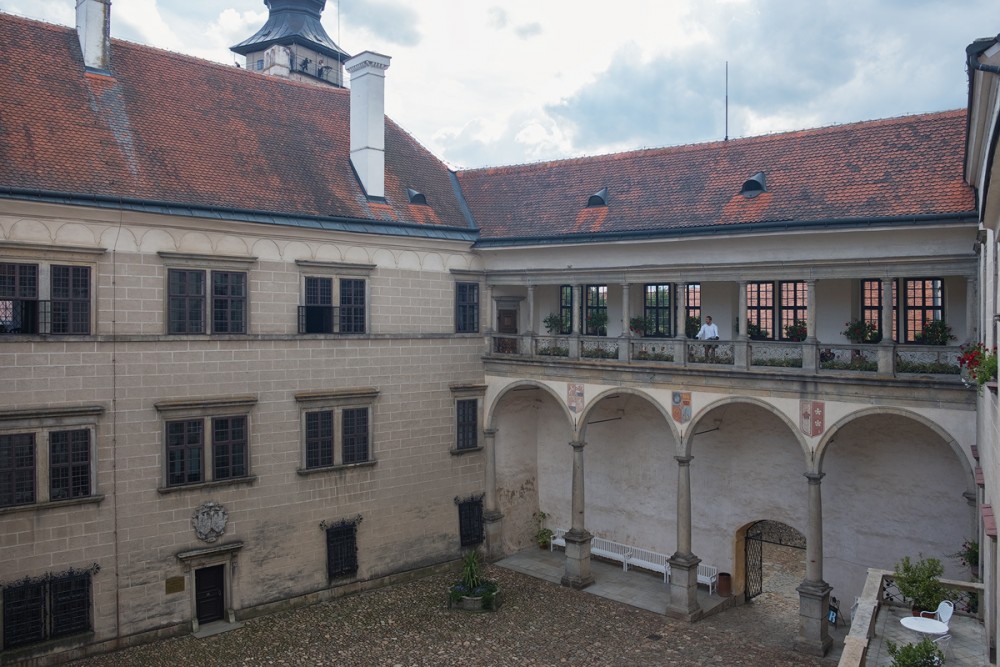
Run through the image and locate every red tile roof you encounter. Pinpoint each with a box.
[0,14,470,230]
[0,14,977,242]
[458,111,977,240]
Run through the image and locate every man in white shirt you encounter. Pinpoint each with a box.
[696,315,720,360]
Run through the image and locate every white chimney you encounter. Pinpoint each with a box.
[345,51,391,199]
[76,0,111,71]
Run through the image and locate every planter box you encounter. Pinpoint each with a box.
[448,590,501,612]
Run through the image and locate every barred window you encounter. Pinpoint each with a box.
[342,408,369,465]
[457,496,484,547]
[0,433,35,507]
[49,430,90,500]
[325,520,359,579]
[455,282,479,333]
[2,570,93,649]
[456,399,478,450]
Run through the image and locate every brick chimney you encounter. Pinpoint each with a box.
[345,51,391,199]
[76,0,111,72]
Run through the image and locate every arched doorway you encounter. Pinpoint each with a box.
[744,520,806,602]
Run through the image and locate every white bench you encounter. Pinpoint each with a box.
[698,564,718,594]
[549,528,567,552]
[624,546,670,582]
[590,536,630,571]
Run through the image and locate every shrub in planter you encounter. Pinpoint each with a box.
[533,510,553,549]
[913,320,954,345]
[842,319,882,344]
[783,319,807,342]
[747,321,769,340]
[886,638,945,667]
[448,549,500,611]
[893,556,946,613]
[543,312,569,335]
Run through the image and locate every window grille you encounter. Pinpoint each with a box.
[325,519,360,579]
[2,566,96,649]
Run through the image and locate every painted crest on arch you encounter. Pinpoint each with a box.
[567,383,584,413]
[671,391,692,424]
[799,400,825,437]
[192,501,228,543]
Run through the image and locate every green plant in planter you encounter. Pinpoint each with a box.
[842,319,882,344]
[746,321,769,340]
[449,549,500,610]
[893,556,946,612]
[685,315,701,339]
[629,316,654,337]
[543,312,569,335]
[886,638,945,667]
[533,510,554,548]
[585,311,608,336]
[783,319,807,342]
[913,319,954,345]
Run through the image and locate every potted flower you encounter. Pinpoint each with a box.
[533,510,554,549]
[893,556,946,614]
[842,319,882,344]
[951,538,979,577]
[629,316,654,337]
[886,638,945,667]
[747,321,769,341]
[913,320,954,345]
[783,319,807,342]
[448,549,500,611]
[958,342,997,389]
[543,312,568,335]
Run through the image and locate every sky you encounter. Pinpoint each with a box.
[0,0,992,170]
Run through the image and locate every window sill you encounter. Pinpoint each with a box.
[157,476,258,494]
[450,446,483,456]
[0,494,105,516]
[296,459,378,476]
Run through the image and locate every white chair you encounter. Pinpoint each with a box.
[931,633,951,664]
[920,600,954,630]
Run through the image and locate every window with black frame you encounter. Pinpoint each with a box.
[643,284,671,337]
[2,567,95,649]
[455,282,479,333]
[558,285,573,334]
[584,284,608,336]
[778,281,807,340]
[746,282,774,339]
[904,278,943,343]
[685,283,701,338]
[325,519,360,580]
[456,399,478,450]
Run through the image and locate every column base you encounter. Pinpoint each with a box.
[560,529,594,590]
[666,552,703,621]
[794,580,833,657]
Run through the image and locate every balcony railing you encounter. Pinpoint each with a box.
[487,333,963,379]
[1,299,50,335]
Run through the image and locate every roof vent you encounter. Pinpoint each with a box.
[586,187,608,207]
[740,172,767,198]
[407,188,427,205]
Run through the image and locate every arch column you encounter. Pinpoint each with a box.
[735,280,749,369]
[668,455,702,620]
[795,472,833,656]
[561,440,594,589]
[620,283,631,361]
[878,278,895,374]
[527,285,536,334]
[803,279,817,372]
[482,428,503,558]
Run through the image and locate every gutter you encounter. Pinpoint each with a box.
[473,211,978,248]
[965,36,1000,214]
[0,187,479,243]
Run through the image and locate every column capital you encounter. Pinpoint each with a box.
[804,471,825,484]
[674,455,693,466]
[569,440,587,450]
[483,428,498,438]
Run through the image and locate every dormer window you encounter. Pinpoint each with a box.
[740,172,767,198]
[586,187,608,207]
[407,188,427,205]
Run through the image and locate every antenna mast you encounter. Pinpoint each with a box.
[725,61,729,141]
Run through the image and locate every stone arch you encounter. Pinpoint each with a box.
[816,406,970,475]
[684,395,809,463]
[577,386,679,446]
[485,379,576,435]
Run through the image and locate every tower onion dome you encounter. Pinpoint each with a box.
[231,0,350,62]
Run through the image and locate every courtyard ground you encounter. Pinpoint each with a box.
[71,544,839,667]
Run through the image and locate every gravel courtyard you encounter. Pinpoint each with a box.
[71,546,840,667]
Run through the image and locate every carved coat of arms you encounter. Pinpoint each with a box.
[192,502,228,543]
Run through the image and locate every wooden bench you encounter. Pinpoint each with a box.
[624,546,670,582]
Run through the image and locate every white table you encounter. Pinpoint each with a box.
[900,615,949,636]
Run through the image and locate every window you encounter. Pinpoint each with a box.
[300,276,367,334]
[0,407,102,509]
[49,430,90,500]
[778,281,807,340]
[685,283,701,337]
[456,495,484,547]
[156,396,256,490]
[325,518,360,580]
[296,388,379,472]
[558,285,573,334]
[164,256,250,335]
[2,568,94,649]
[165,416,248,487]
[861,279,882,332]
[746,282,774,339]
[455,282,479,333]
[0,262,39,334]
[456,399,478,450]
[643,284,672,337]
[904,278,943,343]
[0,433,35,507]
[50,266,91,335]
[584,284,607,336]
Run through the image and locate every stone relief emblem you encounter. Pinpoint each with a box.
[192,502,228,543]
